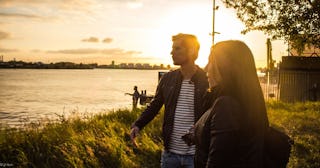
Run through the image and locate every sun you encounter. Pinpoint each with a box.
[153,4,213,68]
[148,3,247,68]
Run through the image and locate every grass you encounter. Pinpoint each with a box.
[0,108,163,168]
[266,101,320,168]
[0,101,319,168]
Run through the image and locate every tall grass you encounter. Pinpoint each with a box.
[0,101,319,167]
[266,101,320,168]
[0,108,163,168]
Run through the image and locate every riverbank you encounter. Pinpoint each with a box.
[0,101,319,167]
[0,60,170,70]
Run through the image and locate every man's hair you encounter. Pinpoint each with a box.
[172,33,200,60]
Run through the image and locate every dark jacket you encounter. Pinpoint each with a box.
[133,67,209,150]
[194,96,265,168]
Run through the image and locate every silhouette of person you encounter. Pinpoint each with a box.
[310,83,318,101]
[193,40,269,167]
[130,33,208,168]
[125,86,140,109]
[139,90,147,105]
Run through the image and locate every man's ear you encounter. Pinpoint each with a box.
[188,47,196,56]
[188,47,198,61]
[188,47,196,55]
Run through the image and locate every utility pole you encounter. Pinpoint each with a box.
[266,38,276,100]
[267,38,272,71]
[212,0,216,45]
[211,0,220,45]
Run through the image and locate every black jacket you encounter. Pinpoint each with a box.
[133,67,209,150]
[194,96,265,168]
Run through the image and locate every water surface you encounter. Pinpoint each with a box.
[0,69,164,126]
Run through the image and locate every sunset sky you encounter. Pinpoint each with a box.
[0,0,288,68]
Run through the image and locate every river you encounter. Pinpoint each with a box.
[0,69,167,127]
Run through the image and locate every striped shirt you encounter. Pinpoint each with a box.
[169,80,195,155]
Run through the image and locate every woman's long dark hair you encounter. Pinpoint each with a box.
[210,40,269,134]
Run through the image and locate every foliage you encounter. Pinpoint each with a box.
[0,108,163,168]
[221,0,320,54]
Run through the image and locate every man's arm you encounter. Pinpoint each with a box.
[130,77,166,145]
[132,79,165,129]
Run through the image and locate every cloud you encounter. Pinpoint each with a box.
[0,31,15,53]
[127,0,143,9]
[0,0,145,23]
[101,48,142,56]
[81,37,114,43]
[0,0,43,7]
[0,31,10,40]
[47,48,101,54]
[82,37,99,43]
[0,48,19,52]
[0,12,42,19]
[0,0,96,22]
[46,48,142,57]
[102,38,113,43]
[31,49,41,53]
[0,0,93,9]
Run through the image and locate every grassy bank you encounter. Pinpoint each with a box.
[266,101,320,168]
[0,101,320,167]
[0,108,163,168]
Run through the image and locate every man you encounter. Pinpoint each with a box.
[125,86,140,109]
[130,33,208,168]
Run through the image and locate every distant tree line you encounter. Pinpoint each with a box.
[0,61,97,69]
[0,60,170,70]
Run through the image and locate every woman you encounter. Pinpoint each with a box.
[194,40,269,167]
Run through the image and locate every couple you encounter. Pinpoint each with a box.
[130,33,269,168]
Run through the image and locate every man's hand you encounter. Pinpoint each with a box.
[181,126,195,146]
[130,126,140,147]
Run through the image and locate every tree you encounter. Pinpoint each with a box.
[221,0,320,54]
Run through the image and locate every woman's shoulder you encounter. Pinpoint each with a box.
[214,96,240,108]
[211,96,241,120]
[210,96,241,131]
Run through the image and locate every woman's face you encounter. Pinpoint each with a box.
[206,54,222,88]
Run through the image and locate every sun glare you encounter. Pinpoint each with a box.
[153,4,246,68]
[154,5,213,67]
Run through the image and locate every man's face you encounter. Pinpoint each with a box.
[170,39,191,65]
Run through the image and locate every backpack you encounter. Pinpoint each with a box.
[264,126,294,168]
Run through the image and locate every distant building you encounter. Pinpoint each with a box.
[127,63,134,69]
[279,38,320,102]
[119,63,127,69]
[111,60,115,68]
[153,65,161,69]
[279,56,320,102]
[134,63,141,69]
[142,63,151,69]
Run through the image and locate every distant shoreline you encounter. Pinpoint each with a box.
[0,60,171,70]
[0,67,169,70]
